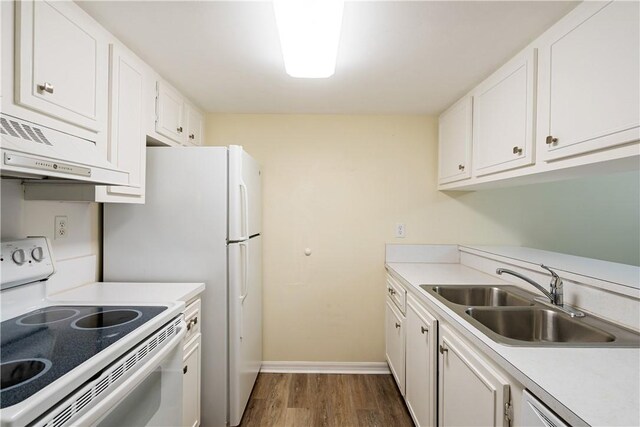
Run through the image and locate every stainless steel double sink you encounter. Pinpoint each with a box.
[420,285,640,347]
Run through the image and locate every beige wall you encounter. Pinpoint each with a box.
[205,113,640,362]
[1,180,102,281]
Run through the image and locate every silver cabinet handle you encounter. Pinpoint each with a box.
[458,164,465,171]
[546,136,558,145]
[187,321,192,331]
[177,126,183,133]
[439,344,448,354]
[395,322,401,329]
[183,365,188,374]
[421,326,427,334]
[37,82,54,94]
[389,288,396,295]
[193,317,198,325]
[189,134,195,140]
[512,146,523,155]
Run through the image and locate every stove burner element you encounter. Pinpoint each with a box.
[0,359,52,392]
[16,308,80,326]
[72,309,142,330]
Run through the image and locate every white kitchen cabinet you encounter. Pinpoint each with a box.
[99,44,145,202]
[183,333,202,427]
[438,96,473,185]
[473,49,536,176]
[186,104,204,146]
[439,324,511,427]
[154,81,205,147]
[405,295,437,427]
[385,298,405,395]
[23,43,147,203]
[14,0,107,132]
[156,80,186,144]
[537,1,640,161]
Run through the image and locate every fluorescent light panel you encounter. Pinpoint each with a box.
[273,0,344,78]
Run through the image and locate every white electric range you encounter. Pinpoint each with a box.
[0,237,186,427]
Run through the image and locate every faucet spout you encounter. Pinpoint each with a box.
[496,267,556,304]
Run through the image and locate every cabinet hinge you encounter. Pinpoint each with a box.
[504,401,513,424]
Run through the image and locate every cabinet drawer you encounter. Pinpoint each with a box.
[184,298,201,342]
[386,274,407,314]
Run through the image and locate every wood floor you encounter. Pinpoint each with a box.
[239,373,414,427]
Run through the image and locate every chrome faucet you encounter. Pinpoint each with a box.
[496,264,562,305]
[495,265,583,317]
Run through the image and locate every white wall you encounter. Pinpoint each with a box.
[1,180,101,285]
[206,113,640,363]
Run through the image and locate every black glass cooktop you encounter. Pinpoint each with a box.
[0,305,167,409]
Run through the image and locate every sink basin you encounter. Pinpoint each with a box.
[419,284,639,346]
[427,286,533,307]
[466,307,615,344]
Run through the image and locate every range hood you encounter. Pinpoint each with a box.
[0,114,128,185]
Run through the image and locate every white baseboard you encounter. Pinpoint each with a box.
[260,361,390,375]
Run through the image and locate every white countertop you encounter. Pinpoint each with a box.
[49,282,205,305]
[386,262,640,427]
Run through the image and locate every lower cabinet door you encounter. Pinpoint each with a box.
[405,298,437,427]
[183,333,201,427]
[439,324,510,427]
[385,299,405,395]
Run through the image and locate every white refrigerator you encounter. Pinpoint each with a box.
[103,146,262,427]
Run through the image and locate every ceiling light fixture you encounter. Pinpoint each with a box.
[273,0,345,78]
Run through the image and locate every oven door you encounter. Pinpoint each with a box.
[71,322,185,427]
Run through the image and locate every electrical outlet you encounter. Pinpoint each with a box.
[395,223,406,238]
[55,216,68,240]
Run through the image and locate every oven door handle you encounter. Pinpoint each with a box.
[70,322,186,426]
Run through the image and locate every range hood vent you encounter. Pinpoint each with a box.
[0,114,128,186]
[0,117,53,146]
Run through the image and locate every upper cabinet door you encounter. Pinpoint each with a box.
[15,0,107,132]
[473,50,537,177]
[156,81,185,144]
[186,104,204,146]
[538,1,640,161]
[104,45,145,201]
[438,96,473,185]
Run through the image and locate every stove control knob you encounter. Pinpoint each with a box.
[12,249,26,265]
[31,247,45,262]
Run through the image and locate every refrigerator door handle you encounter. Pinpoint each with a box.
[239,241,249,301]
[238,241,249,340]
[239,181,249,240]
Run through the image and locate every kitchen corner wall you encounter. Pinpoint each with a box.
[1,180,101,285]
[206,113,639,363]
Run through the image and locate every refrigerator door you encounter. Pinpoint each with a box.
[229,145,262,241]
[228,235,262,426]
[103,147,229,427]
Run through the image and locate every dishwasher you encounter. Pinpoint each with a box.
[521,390,570,427]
